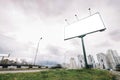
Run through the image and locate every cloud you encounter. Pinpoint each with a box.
[46,44,63,56]
[0,34,34,58]
[95,40,112,47]
[109,29,120,41]
[9,0,74,18]
[106,0,120,9]
[70,39,80,47]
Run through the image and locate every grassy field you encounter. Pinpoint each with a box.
[0,69,115,80]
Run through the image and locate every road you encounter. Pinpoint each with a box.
[0,69,48,74]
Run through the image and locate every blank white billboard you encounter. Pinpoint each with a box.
[64,12,106,40]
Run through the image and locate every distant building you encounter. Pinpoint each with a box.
[62,63,69,68]
[106,49,120,70]
[88,55,96,68]
[69,57,77,69]
[66,49,120,70]
[77,55,85,68]
[95,63,100,69]
[96,53,109,69]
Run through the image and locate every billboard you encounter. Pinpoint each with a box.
[64,12,106,40]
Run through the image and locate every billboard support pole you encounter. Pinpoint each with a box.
[79,35,89,68]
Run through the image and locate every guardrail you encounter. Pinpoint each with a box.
[0,64,42,69]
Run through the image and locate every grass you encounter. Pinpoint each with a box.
[0,69,115,80]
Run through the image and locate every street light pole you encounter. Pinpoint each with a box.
[33,37,42,65]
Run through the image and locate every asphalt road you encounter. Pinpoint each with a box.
[0,69,48,74]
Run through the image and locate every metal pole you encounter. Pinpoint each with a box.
[80,35,89,68]
[33,37,42,65]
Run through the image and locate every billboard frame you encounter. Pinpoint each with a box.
[64,12,106,40]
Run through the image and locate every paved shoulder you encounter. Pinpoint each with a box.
[0,69,48,74]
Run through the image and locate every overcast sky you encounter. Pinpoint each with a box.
[0,0,119,64]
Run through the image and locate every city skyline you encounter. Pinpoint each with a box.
[0,0,119,64]
[0,49,119,67]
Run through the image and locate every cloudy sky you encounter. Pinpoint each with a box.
[0,0,119,64]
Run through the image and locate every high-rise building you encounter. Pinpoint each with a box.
[77,55,85,68]
[96,53,109,69]
[106,49,120,70]
[88,55,96,68]
[69,57,77,69]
